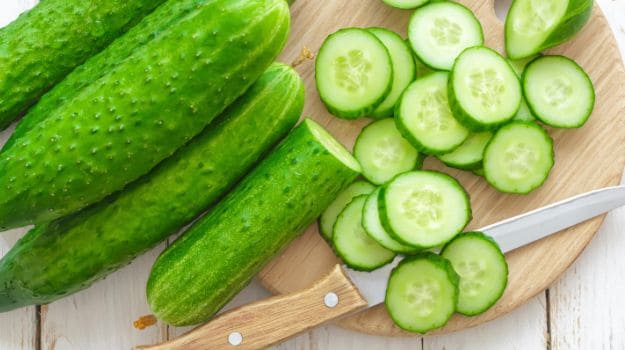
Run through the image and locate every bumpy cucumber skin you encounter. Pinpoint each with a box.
[505,0,593,59]
[441,231,508,316]
[385,252,460,334]
[0,0,291,231]
[0,0,166,129]
[3,0,213,152]
[0,64,304,312]
[147,119,360,326]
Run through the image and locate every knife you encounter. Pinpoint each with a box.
[136,186,625,350]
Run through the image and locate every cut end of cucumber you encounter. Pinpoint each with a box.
[305,119,361,172]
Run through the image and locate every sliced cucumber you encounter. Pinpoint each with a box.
[368,28,416,119]
[509,55,539,122]
[483,122,554,194]
[320,181,376,240]
[438,131,493,170]
[523,55,595,128]
[333,195,396,271]
[380,171,471,248]
[408,1,484,71]
[354,119,421,185]
[449,46,522,130]
[316,28,393,119]
[363,188,419,254]
[513,98,536,122]
[441,232,508,316]
[385,252,459,334]
[382,0,429,10]
[508,55,540,77]
[396,72,469,155]
[415,53,435,78]
[505,0,593,59]
[472,168,484,176]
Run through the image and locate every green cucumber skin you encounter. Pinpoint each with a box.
[147,119,360,326]
[0,64,304,312]
[0,0,291,231]
[0,0,167,129]
[3,0,213,152]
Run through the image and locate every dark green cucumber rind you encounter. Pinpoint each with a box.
[378,171,472,249]
[440,231,508,316]
[415,153,426,170]
[0,0,291,231]
[522,55,595,128]
[483,121,555,194]
[0,0,167,130]
[472,168,484,176]
[147,119,360,326]
[0,64,304,312]
[382,0,430,10]
[448,47,521,131]
[385,252,460,334]
[3,0,215,152]
[440,157,482,171]
[316,28,393,119]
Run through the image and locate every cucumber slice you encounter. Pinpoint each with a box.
[523,55,595,128]
[508,55,540,77]
[449,46,522,131]
[408,1,484,71]
[363,188,419,254]
[505,0,593,59]
[380,171,471,248]
[438,131,493,170]
[509,55,539,122]
[415,53,435,78]
[316,28,393,119]
[368,29,416,119]
[441,232,508,316]
[354,119,421,185]
[333,195,396,271]
[396,72,469,155]
[483,122,554,194]
[472,168,484,176]
[513,98,536,122]
[385,252,459,334]
[320,181,376,240]
[382,0,429,10]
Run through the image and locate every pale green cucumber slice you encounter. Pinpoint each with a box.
[438,131,493,170]
[320,181,376,240]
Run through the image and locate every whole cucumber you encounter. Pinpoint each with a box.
[147,119,362,326]
[0,63,304,312]
[0,0,167,129]
[0,0,291,231]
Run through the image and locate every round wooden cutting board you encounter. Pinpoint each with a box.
[259,0,625,337]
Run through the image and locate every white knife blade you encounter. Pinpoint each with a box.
[347,186,625,306]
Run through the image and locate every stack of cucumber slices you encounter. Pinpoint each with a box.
[316,0,595,334]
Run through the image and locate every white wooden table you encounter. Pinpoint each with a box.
[1,1,624,349]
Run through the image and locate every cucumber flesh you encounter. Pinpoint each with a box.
[396,72,469,155]
[441,232,508,316]
[316,28,393,119]
[508,55,540,77]
[333,196,396,271]
[509,56,539,122]
[362,189,419,254]
[523,55,595,128]
[483,122,554,194]
[354,119,420,185]
[319,181,376,240]
[438,131,493,170]
[513,98,536,122]
[385,252,459,334]
[380,171,471,248]
[408,2,484,71]
[382,0,429,10]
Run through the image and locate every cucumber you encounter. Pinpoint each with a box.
[396,72,469,155]
[368,28,416,119]
[354,118,421,185]
[483,122,554,194]
[319,181,376,240]
[509,55,540,77]
[441,232,508,316]
[472,168,484,176]
[380,171,471,248]
[333,195,396,271]
[0,0,167,130]
[415,54,435,78]
[505,0,593,59]
[449,46,522,131]
[0,0,291,231]
[408,1,484,71]
[0,64,304,312]
[382,0,429,10]
[316,28,393,119]
[385,252,459,334]
[147,119,361,326]
[513,98,536,122]
[362,188,418,254]
[523,55,595,128]
[438,131,493,170]
[509,56,539,122]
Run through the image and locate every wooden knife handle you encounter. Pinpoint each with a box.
[135,264,368,350]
